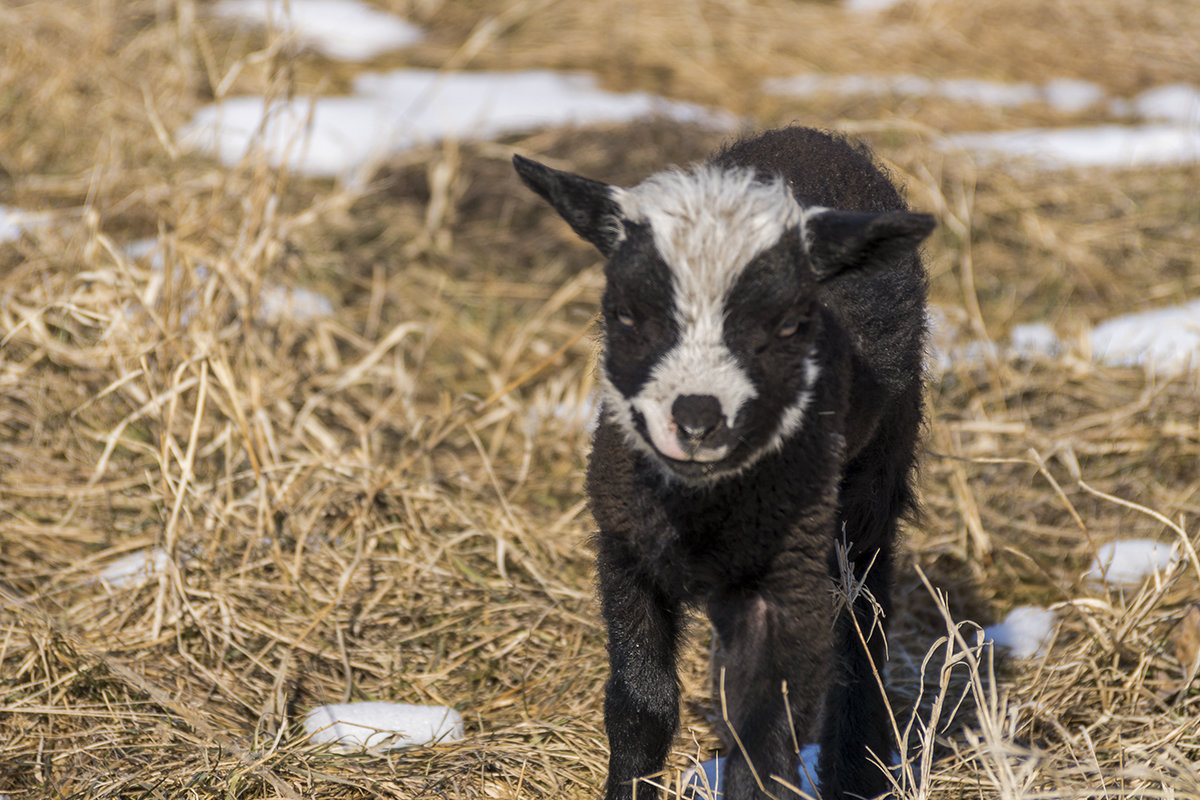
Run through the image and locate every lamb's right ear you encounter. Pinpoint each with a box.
[513,154,625,257]
[804,209,936,281]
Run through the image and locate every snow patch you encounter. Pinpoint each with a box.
[179,69,732,178]
[843,0,909,12]
[124,237,167,267]
[1009,322,1062,358]
[179,96,380,178]
[525,389,600,438]
[926,308,1060,374]
[1,206,53,244]
[943,123,1200,169]
[98,548,170,588]
[1124,84,1200,125]
[259,284,335,324]
[930,299,1200,377]
[122,237,333,325]
[984,605,1056,659]
[213,0,423,61]
[682,744,822,798]
[764,73,1106,114]
[765,71,1200,171]
[1089,299,1200,375]
[303,702,464,751]
[1087,540,1180,586]
[1042,79,1111,114]
[767,72,1199,129]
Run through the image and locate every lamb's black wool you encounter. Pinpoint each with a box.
[513,127,934,800]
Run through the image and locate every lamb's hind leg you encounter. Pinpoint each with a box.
[818,439,914,798]
[818,540,895,800]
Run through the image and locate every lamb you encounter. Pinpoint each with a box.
[513,126,935,800]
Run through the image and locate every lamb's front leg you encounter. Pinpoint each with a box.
[598,549,682,800]
[708,547,833,800]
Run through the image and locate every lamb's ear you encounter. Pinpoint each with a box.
[513,154,626,257]
[804,209,935,281]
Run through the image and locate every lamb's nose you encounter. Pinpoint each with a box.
[672,394,723,440]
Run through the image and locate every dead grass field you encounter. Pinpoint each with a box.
[2,0,1199,797]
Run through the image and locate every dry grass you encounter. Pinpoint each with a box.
[2,0,1199,797]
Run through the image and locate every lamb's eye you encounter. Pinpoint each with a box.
[777,316,806,338]
[615,309,636,330]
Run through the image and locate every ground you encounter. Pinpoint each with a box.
[1,0,1199,797]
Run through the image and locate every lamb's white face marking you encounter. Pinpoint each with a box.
[600,166,821,475]
[765,355,821,455]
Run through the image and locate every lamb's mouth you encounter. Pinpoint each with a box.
[659,442,730,463]
[634,413,733,463]
[626,412,735,471]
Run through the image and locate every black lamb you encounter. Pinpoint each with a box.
[513,126,935,800]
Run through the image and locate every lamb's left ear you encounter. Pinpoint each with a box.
[513,154,626,257]
[804,209,936,281]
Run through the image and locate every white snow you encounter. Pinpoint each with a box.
[1089,299,1200,374]
[352,68,731,143]
[682,744,822,798]
[944,123,1200,169]
[124,237,166,266]
[766,72,1200,170]
[1086,539,1180,586]
[303,702,464,751]
[843,0,908,12]
[121,238,333,325]
[1042,79,1112,115]
[930,299,1200,377]
[213,0,423,61]
[926,307,1049,374]
[984,605,1056,660]
[98,548,170,588]
[767,72,1200,126]
[179,69,732,178]
[525,391,600,437]
[764,73,1106,114]
[1009,322,1062,358]
[1,206,53,244]
[1124,84,1200,125]
[180,96,386,178]
[258,284,335,323]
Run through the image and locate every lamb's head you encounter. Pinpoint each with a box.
[513,154,933,484]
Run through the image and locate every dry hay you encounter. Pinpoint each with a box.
[2,0,1199,798]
